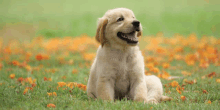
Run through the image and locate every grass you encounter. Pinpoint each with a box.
[0,35,220,109]
[0,0,220,109]
[0,0,220,37]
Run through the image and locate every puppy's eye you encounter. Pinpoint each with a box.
[117,17,124,22]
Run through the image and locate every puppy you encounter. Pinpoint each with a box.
[87,8,171,104]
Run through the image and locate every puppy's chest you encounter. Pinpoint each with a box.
[113,54,134,93]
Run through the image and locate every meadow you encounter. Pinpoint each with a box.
[0,0,220,109]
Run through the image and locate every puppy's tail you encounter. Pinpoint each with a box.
[160,96,172,102]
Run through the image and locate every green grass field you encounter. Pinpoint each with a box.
[0,0,220,109]
[0,0,220,37]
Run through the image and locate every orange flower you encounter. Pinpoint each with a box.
[25,65,32,71]
[53,92,57,96]
[66,82,78,89]
[145,63,154,69]
[207,72,216,77]
[47,92,52,96]
[17,77,24,83]
[0,63,2,70]
[162,63,170,69]
[9,74,15,79]
[36,54,49,61]
[23,87,29,95]
[77,83,87,91]
[36,54,43,61]
[23,87,33,95]
[157,71,170,79]
[207,100,211,104]
[216,79,220,83]
[202,89,208,94]
[47,103,56,108]
[47,92,57,96]
[82,53,96,61]
[12,60,20,66]
[32,83,36,87]
[57,82,66,87]
[183,79,195,85]
[156,47,166,54]
[176,85,182,94]
[62,76,67,79]
[26,52,32,58]
[44,77,52,81]
[181,71,191,76]
[150,67,160,73]
[25,77,34,84]
[72,69,78,74]
[44,77,48,81]
[170,81,179,87]
[181,96,186,101]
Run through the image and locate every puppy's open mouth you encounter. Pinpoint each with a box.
[117,31,138,44]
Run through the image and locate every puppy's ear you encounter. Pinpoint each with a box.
[95,18,108,47]
[137,31,142,37]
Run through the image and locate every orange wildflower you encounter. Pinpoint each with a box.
[47,103,56,108]
[17,77,24,83]
[23,87,33,95]
[162,63,170,69]
[66,82,78,89]
[12,60,20,66]
[176,85,183,94]
[181,71,191,76]
[157,71,170,79]
[0,63,2,70]
[183,79,195,85]
[77,83,87,91]
[145,63,154,69]
[23,87,29,95]
[170,81,179,87]
[57,82,66,87]
[3,47,11,54]
[82,53,96,61]
[156,47,166,54]
[216,79,220,83]
[44,77,48,81]
[181,96,186,101]
[150,67,160,73]
[35,54,44,61]
[25,65,32,71]
[47,92,57,96]
[202,89,208,94]
[207,100,211,104]
[25,77,34,84]
[47,92,52,96]
[9,74,15,79]
[62,76,67,79]
[53,92,57,96]
[32,83,36,87]
[207,72,216,77]
[72,69,78,74]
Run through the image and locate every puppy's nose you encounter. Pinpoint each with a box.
[132,20,140,27]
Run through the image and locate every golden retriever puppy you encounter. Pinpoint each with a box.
[87,8,171,104]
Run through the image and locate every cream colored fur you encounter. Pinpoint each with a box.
[87,8,171,104]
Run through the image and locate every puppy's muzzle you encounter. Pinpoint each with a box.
[132,20,140,31]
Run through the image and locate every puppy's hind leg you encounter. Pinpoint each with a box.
[145,75,171,104]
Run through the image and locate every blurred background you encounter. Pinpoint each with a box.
[0,0,220,39]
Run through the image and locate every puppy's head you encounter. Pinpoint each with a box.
[96,8,142,47]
